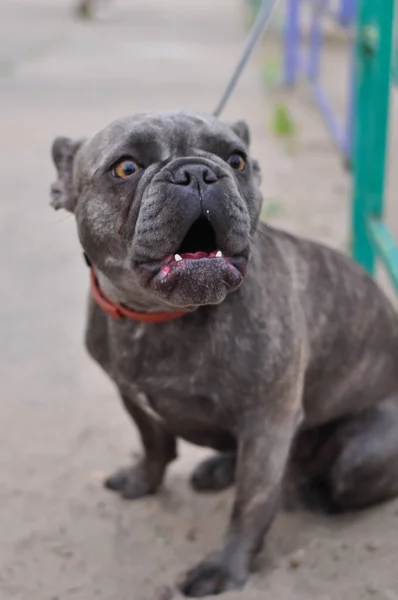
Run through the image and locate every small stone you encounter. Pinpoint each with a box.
[333,551,341,561]
[365,584,378,595]
[341,542,349,550]
[186,528,197,542]
[153,585,174,600]
[289,549,305,569]
[365,542,378,552]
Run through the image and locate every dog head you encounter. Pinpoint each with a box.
[50,111,263,310]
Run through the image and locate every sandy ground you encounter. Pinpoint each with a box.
[1,1,398,599]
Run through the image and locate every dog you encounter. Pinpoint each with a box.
[50,111,398,597]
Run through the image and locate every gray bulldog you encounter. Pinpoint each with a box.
[50,111,398,597]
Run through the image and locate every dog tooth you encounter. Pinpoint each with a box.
[216,251,223,258]
[174,254,183,262]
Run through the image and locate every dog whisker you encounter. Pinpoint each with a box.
[53,214,74,224]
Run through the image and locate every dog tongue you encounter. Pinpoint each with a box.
[181,252,208,259]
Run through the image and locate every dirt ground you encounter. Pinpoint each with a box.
[1,1,398,599]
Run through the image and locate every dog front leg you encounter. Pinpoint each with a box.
[178,381,303,597]
[105,393,177,500]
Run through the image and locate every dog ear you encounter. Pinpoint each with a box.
[50,136,84,212]
[230,120,250,147]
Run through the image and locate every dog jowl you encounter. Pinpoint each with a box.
[50,111,398,597]
[51,113,261,310]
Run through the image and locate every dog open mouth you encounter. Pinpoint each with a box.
[137,217,248,302]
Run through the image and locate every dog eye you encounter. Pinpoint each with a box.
[112,159,141,179]
[228,154,246,172]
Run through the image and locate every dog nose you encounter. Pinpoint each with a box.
[171,164,218,188]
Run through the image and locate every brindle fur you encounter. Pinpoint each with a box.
[50,112,398,597]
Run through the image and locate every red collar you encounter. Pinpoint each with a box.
[90,268,188,324]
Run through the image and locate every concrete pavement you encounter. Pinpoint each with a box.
[1,2,398,599]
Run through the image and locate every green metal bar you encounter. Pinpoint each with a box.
[246,0,262,28]
[351,0,395,273]
[368,219,398,290]
[393,0,398,85]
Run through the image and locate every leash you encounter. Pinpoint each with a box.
[213,0,281,117]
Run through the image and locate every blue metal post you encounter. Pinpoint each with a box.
[283,0,300,85]
[338,0,356,27]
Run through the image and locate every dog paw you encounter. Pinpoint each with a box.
[190,454,236,493]
[104,463,158,500]
[177,558,241,597]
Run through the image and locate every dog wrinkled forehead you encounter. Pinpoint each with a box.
[77,111,250,176]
